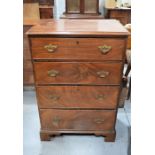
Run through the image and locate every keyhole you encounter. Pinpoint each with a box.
[76,41,79,45]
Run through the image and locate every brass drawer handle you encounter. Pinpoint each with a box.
[52,116,61,127]
[98,45,112,54]
[48,70,59,77]
[94,118,105,124]
[44,44,57,52]
[49,94,60,101]
[96,94,105,100]
[97,71,109,78]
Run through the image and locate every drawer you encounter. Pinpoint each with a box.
[34,62,122,85]
[40,109,116,131]
[36,86,120,109]
[31,38,125,61]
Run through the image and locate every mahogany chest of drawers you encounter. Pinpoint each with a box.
[27,19,128,142]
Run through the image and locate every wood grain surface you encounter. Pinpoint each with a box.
[26,19,129,36]
[36,86,120,109]
[40,109,116,131]
[31,38,125,61]
[33,62,122,85]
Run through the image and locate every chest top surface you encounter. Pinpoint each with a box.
[27,19,129,37]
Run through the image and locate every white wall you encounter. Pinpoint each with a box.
[54,0,65,19]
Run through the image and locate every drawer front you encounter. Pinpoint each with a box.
[31,38,125,61]
[40,109,116,131]
[34,62,122,85]
[36,86,120,109]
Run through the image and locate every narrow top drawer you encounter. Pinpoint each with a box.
[30,38,126,61]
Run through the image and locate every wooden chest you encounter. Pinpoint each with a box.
[27,19,128,142]
[105,8,131,25]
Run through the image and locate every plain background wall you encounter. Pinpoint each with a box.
[54,0,131,19]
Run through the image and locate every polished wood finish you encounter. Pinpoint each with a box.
[27,19,128,36]
[31,38,125,60]
[34,62,122,85]
[36,86,120,109]
[40,109,116,131]
[27,19,128,142]
[105,8,131,25]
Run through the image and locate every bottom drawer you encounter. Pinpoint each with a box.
[40,109,116,131]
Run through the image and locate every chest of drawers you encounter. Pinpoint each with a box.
[27,19,128,142]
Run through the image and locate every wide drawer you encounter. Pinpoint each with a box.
[40,109,116,131]
[36,86,120,109]
[34,62,122,85]
[31,38,125,61]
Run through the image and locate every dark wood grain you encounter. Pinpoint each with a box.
[36,86,120,109]
[31,38,125,61]
[40,109,116,131]
[33,62,122,85]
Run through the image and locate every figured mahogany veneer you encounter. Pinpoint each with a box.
[34,62,122,85]
[27,19,129,142]
[36,86,120,109]
[40,109,116,131]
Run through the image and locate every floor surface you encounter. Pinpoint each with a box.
[23,91,131,155]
